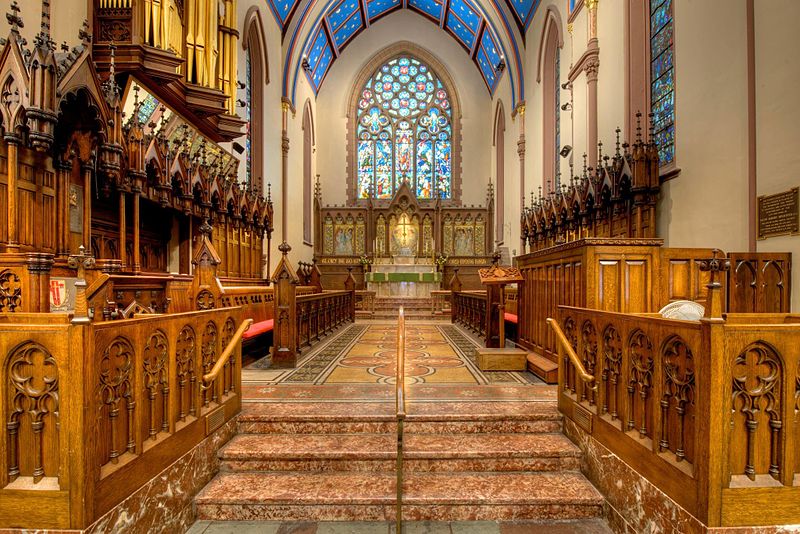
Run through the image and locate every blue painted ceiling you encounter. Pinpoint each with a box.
[289,0,510,94]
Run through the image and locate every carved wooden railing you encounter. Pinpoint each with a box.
[451,291,488,338]
[554,299,800,528]
[295,291,355,351]
[0,306,245,529]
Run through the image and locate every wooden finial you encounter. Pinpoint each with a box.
[279,241,292,256]
[68,245,96,324]
[699,249,730,319]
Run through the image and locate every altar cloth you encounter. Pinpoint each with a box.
[365,272,442,283]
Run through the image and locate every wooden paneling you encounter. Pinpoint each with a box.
[555,303,800,528]
[0,308,243,530]
[728,253,792,313]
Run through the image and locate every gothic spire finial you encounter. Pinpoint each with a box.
[635,111,643,142]
[40,0,51,37]
[267,182,272,203]
[615,127,621,156]
[7,1,23,35]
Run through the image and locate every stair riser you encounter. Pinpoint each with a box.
[239,421,562,434]
[220,456,580,473]
[405,421,562,434]
[196,503,603,522]
[221,459,396,472]
[405,457,581,473]
[238,421,396,434]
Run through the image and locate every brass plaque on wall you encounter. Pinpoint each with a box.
[757,187,799,240]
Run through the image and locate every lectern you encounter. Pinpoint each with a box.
[477,251,524,349]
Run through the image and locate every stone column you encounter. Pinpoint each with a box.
[281,100,291,243]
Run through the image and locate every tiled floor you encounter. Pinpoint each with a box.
[187,519,613,533]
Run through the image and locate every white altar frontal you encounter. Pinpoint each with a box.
[365,257,442,298]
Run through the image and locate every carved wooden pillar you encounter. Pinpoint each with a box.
[132,189,141,273]
[56,159,72,256]
[119,191,127,268]
[26,253,54,312]
[81,162,93,251]
[270,242,299,368]
[5,137,19,250]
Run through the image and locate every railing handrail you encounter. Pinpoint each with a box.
[396,307,406,533]
[546,317,597,389]
[202,318,253,388]
[396,306,406,418]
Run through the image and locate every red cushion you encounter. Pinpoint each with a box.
[504,312,518,324]
[242,319,274,340]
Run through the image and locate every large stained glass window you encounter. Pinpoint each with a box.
[356,56,453,200]
[650,0,675,166]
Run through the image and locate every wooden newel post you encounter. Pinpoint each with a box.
[271,242,300,368]
[449,268,462,292]
[68,245,96,324]
[698,248,730,525]
[478,251,524,349]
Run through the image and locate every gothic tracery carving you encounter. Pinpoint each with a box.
[732,342,782,481]
[98,337,135,466]
[6,341,59,483]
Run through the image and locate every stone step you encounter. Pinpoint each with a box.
[237,401,562,435]
[219,433,581,473]
[195,471,604,522]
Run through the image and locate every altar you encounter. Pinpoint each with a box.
[366,257,442,298]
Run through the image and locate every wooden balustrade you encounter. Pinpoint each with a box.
[295,291,355,351]
[0,307,244,529]
[554,298,800,528]
[452,291,488,338]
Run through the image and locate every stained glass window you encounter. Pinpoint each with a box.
[356,56,453,199]
[138,93,159,125]
[650,0,675,166]
[245,48,253,187]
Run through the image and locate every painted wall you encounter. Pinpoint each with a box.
[313,9,494,209]
[16,0,87,50]
[521,0,797,308]
[236,0,287,273]
[753,0,800,311]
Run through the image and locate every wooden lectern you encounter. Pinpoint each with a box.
[478,251,524,349]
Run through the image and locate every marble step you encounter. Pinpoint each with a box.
[237,401,562,435]
[195,471,604,522]
[219,433,581,473]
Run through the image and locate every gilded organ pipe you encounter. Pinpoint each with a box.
[217,0,237,115]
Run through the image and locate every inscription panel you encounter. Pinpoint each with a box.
[758,187,799,240]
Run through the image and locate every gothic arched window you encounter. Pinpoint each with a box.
[356,56,453,200]
[650,0,675,166]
